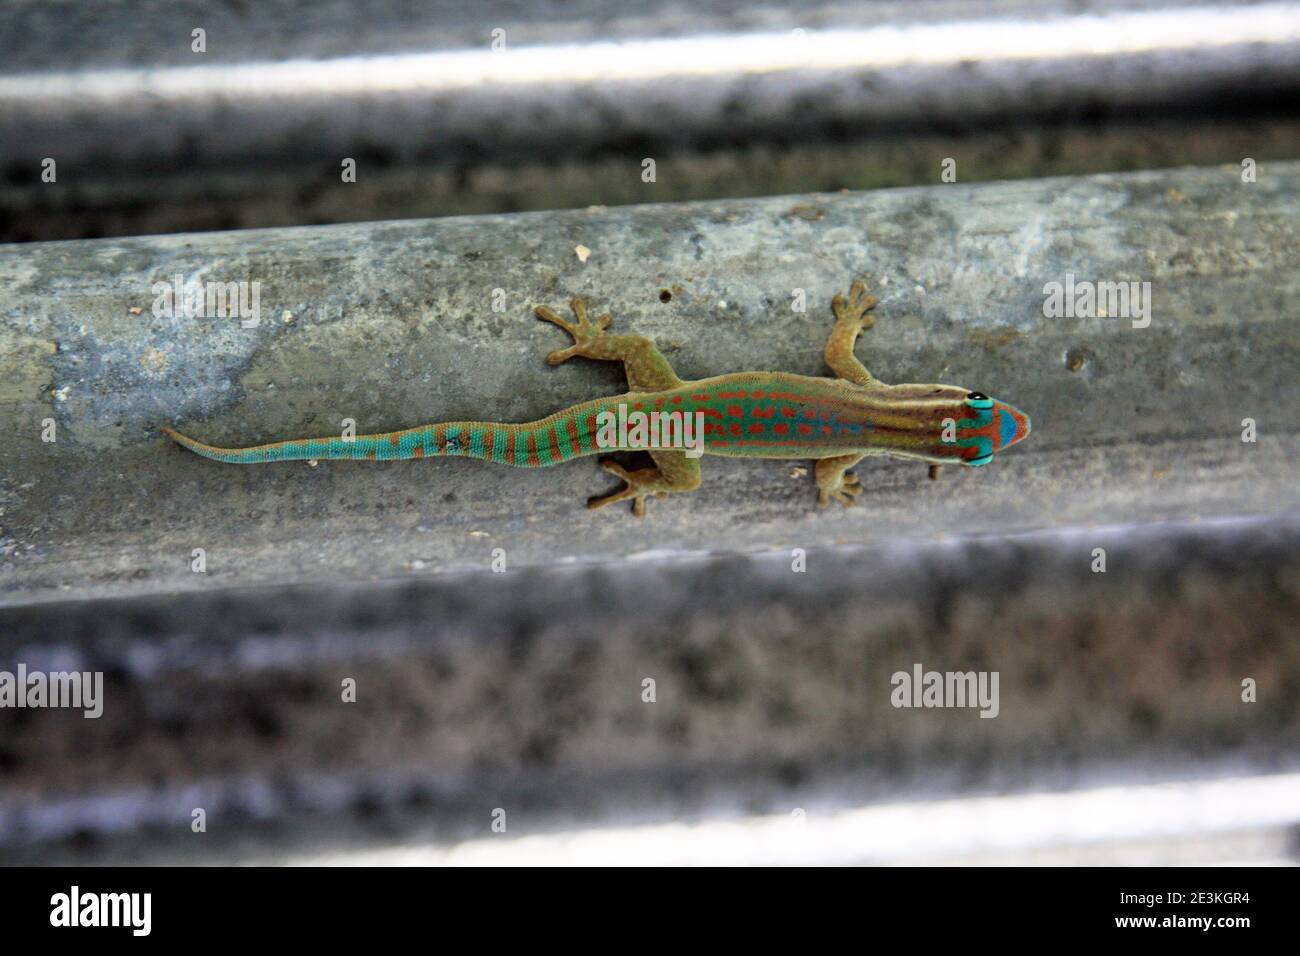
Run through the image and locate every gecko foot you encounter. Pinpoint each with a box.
[814,455,866,507]
[831,280,879,333]
[817,469,864,507]
[588,460,663,518]
[535,297,613,365]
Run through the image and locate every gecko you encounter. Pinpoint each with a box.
[162,280,1031,516]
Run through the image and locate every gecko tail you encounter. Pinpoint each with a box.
[160,426,328,463]
[161,422,532,464]
[163,415,606,466]
[161,425,424,463]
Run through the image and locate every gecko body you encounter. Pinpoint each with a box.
[163,281,1031,515]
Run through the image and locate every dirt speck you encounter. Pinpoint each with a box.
[968,327,1024,350]
[788,204,825,222]
[140,348,169,374]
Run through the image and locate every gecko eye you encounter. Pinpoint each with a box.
[965,391,993,409]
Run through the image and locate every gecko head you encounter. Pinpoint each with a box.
[878,384,1032,466]
[955,391,1032,466]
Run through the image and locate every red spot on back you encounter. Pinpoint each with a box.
[727,405,743,418]
[773,423,789,436]
[798,424,813,436]
[730,423,742,436]
[748,422,764,434]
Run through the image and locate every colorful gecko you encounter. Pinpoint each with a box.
[163,280,1031,516]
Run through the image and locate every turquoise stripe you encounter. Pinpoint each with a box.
[998,409,1017,448]
[534,428,553,465]
[554,419,573,460]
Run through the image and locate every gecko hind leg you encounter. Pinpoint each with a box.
[589,450,701,518]
[825,281,880,386]
[536,297,683,392]
[815,453,865,507]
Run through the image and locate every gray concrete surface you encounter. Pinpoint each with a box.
[7,118,1297,243]
[1,165,1298,607]
[0,514,1295,864]
[5,0,1296,172]
[3,0,1298,242]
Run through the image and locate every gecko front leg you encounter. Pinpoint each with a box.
[825,281,880,386]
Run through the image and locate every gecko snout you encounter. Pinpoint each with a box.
[994,400,1032,451]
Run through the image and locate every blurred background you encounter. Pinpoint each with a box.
[0,0,1297,864]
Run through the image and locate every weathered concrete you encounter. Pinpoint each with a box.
[0,515,1296,864]
[1,165,1298,605]
[5,0,1297,172]
[4,0,1299,242]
